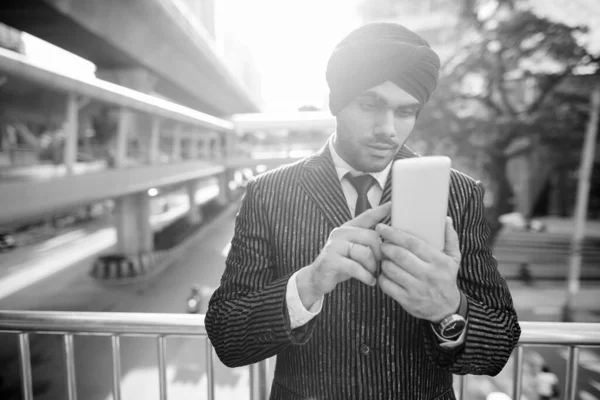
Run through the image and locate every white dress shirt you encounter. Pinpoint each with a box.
[284,138,465,348]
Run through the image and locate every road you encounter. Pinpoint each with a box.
[0,203,258,400]
[1,205,599,399]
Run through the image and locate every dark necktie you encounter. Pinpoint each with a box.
[346,173,376,216]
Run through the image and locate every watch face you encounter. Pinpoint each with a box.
[441,318,466,339]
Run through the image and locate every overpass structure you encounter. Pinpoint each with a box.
[0,0,337,278]
[0,45,334,279]
[0,0,260,115]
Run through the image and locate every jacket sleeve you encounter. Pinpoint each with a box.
[421,181,521,375]
[205,178,316,368]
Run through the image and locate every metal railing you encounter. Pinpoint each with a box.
[1,311,598,400]
[0,310,268,400]
[456,321,600,400]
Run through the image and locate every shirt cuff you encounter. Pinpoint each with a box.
[286,270,323,330]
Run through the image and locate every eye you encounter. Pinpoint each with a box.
[394,107,419,118]
[357,99,380,111]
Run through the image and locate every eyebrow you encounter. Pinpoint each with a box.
[357,91,421,108]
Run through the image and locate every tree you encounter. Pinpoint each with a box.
[357,0,600,243]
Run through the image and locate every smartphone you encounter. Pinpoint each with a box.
[391,156,451,251]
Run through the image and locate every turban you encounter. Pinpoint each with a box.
[326,23,441,115]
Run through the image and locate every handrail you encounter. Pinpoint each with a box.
[0,310,207,335]
[518,321,600,345]
[1,312,599,400]
[0,47,233,131]
[2,312,598,345]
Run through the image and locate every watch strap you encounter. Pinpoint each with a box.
[431,291,468,341]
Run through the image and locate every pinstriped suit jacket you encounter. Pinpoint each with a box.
[206,141,521,399]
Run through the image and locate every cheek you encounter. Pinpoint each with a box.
[395,118,416,136]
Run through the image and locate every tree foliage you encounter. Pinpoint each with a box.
[357,0,600,242]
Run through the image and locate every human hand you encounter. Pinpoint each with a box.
[376,217,462,323]
[296,203,391,308]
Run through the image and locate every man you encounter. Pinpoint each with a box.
[206,22,521,399]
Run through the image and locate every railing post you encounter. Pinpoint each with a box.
[157,336,168,400]
[512,346,524,400]
[111,335,122,400]
[63,334,78,400]
[18,333,33,400]
[249,360,268,400]
[456,375,467,400]
[565,346,580,400]
[206,340,215,400]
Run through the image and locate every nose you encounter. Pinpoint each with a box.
[374,109,396,139]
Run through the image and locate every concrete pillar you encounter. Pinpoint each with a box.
[114,192,153,255]
[189,137,199,159]
[200,135,211,159]
[97,67,158,162]
[149,117,160,164]
[92,67,158,279]
[172,124,182,161]
[217,169,234,205]
[187,180,202,224]
[63,93,78,175]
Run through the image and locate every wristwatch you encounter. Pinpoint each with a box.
[432,291,468,341]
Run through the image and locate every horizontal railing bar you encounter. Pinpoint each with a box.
[0,48,233,132]
[511,343,599,349]
[518,322,600,345]
[0,311,207,335]
[0,330,208,339]
[1,313,599,346]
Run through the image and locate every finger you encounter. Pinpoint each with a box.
[380,259,417,289]
[341,257,377,287]
[377,271,409,305]
[376,223,434,262]
[380,243,425,279]
[349,243,377,275]
[443,217,461,262]
[332,228,383,261]
[344,202,391,229]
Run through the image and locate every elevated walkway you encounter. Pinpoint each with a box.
[0,0,260,114]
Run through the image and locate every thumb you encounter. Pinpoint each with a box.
[444,217,461,262]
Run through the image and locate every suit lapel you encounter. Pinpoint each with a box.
[299,141,352,228]
[379,145,419,225]
[299,140,420,228]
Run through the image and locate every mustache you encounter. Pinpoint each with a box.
[365,137,399,147]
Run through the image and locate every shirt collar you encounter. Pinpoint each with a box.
[328,135,392,189]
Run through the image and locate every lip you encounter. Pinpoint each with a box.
[366,144,396,151]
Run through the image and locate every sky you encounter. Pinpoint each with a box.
[19,0,362,113]
[219,0,362,111]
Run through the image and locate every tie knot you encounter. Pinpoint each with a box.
[346,173,376,196]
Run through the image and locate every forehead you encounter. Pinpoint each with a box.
[358,80,419,107]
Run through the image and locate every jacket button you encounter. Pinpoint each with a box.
[360,344,371,355]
